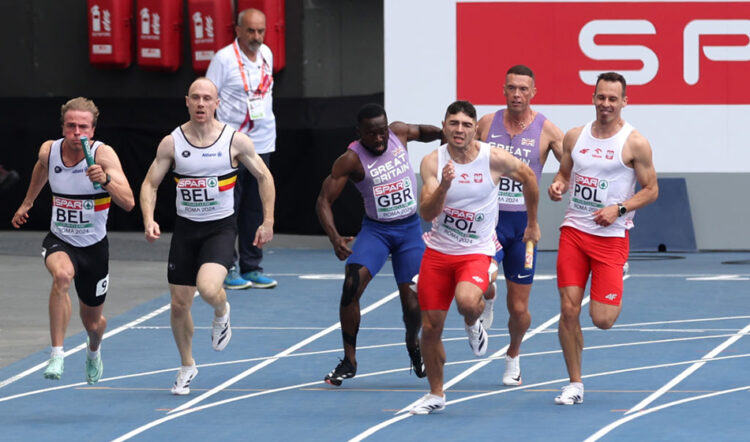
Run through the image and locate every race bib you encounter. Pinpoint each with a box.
[372,177,416,220]
[52,196,95,235]
[570,173,608,213]
[497,176,525,206]
[176,177,221,214]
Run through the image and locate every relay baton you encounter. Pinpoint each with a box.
[524,240,534,270]
[80,136,101,189]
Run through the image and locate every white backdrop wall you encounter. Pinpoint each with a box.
[385,0,750,250]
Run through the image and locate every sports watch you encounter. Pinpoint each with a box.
[617,203,627,217]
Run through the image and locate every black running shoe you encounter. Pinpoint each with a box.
[324,358,356,386]
[408,345,426,378]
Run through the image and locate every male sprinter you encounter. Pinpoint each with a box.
[548,72,658,405]
[12,97,135,384]
[141,77,275,395]
[410,101,539,414]
[316,103,441,385]
[476,65,563,385]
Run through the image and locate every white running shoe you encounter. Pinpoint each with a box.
[479,287,496,330]
[502,354,522,386]
[211,302,232,351]
[554,382,584,405]
[409,393,446,415]
[465,321,488,357]
[171,365,198,395]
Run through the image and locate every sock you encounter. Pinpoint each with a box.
[87,343,100,360]
[215,302,230,321]
[50,346,64,358]
[485,296,495,309]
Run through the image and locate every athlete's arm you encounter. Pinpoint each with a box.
[539,119,564,165]
[548,127,581,201]
[593,130,659,226]
[389,121,442,148]
[476,113,494,141]
[140,135,174,242]
[419,149,452,222]
[11,141,52,228]
[92,144,135,211]
[233,132,275,247]
[316,150,361,260]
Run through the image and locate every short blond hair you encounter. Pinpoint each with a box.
[60,97,99,127]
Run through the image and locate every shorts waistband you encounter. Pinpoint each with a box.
[363,213,419,226]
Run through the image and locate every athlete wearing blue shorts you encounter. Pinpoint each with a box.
[316,104,442,386]
[477,65,563,385]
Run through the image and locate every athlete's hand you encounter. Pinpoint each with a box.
[253,222,274,248]
[548,180,567,201]
[144,220,161,243]
[332,235,354,261]
[522,222,541,245]
[11,203,32,229]
[86,164,106,186]
[439,161,455,190]
[593,205,618,227]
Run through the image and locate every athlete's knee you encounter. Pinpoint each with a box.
[50,268,74,290]
[341,264,364,307]
[591,311,619,330]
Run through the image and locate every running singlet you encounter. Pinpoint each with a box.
[562,121,636,237]
[48,138,111,247]
[423,142,500,256]
[485,109,545,212]
[349,129,418,221]
[172,125,238,222]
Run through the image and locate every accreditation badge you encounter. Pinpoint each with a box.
[246,94,266,120]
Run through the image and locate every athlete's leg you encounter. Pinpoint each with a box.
[397,281,421,350]
[196,262,229,316]
[45,252,74,348]
[505,280,531,358]
[169,284,198,366]
[558,285,585,383]
[421,309,448,396]
[339,264,372,366]
[80,303,106,352]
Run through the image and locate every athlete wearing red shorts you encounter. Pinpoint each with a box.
[409,100,540,415]
[548,72,658,406]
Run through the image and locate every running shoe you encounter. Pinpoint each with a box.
[85,353,103,385]
[43,355,64,380]
[502,354,522,386]
[211,302,232,351]
[171,365,198,395]
[324,357,356,386]
[409,393,446,415]
[465,321,489,357]
[554,382,584,405]
[224,266,252,290]
[479,285,496,330]
[408,345,426,378]
[242,271,278,289]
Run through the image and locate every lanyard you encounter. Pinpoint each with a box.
[232,40,272,97]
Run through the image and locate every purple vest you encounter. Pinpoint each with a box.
[349,129,418,221]
[485,109,546,212]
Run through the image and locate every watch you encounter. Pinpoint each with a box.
[101,173,112,188]
[617,203,627,217]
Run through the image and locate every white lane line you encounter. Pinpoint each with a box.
[0,301,172,389]
[4,331,740,405]
[625,321,750,415]
[585,384,750,442]
[167,290,400,414]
